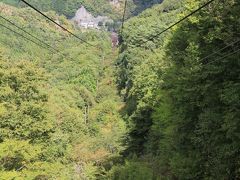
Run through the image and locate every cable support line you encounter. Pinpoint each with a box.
[0,22,81,61]
[143,0,216,43]
[20,0,97,48]
[200,39,240,62]
[0,23,56,53]
[121,0,128,34]
[0,14,59,53]
[207,47,240,65]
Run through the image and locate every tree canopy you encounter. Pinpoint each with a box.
[0,2,126,178]
[113,0,240,179]
[0,0,240,179]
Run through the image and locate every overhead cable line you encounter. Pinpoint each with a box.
[0,23,56,53]
[20,0,97,48]
[174,39,240,66]
[207,47,240,65]
[187,39,240,66]
[200,39,240,63]
[0,14,59,53]
[0,19,80,61]
[143,0,216,43]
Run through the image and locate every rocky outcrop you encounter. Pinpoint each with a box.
[72,6,113,29]
[109,0,121,9]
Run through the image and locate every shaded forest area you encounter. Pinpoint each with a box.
[114,0,240,179]
[131,0,163,15]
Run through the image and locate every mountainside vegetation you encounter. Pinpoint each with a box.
[114,0,240,179]
[0,0,125,19]
[0,2,126,179]
[0,0,165,20]
[0,0,240,179]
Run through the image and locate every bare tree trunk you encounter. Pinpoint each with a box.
[84,104,89,124]
[84,105,87,124]
[87,104,89,124]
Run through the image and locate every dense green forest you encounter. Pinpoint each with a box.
[0,2,127,179]
[114,0,240,179]
[0,0,240,179]
[0,0,164,19]
[0,0,125,19]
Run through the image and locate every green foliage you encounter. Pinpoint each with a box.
[132,0,164,15]
[0,2,126,178]
[115,0,240,179]
[0,57,53,142]
[0,0,166,20]
[0,139,41,171]
[2,0,239,178]
[109,160,153,180]
[0,139,73,179]
[159,0,240,178]
[0,0,125,19]
[116,0,183,156]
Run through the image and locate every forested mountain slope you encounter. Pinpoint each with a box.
[0,0,125,19]
[0,3,126,179]
[0,0,240,179]
[113,0,240,179]
[0,0,164,20]
[132,0,163,15]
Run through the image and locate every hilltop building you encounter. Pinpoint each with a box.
[72,6,113,29]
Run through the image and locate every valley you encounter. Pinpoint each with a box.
[0,0,239,179]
